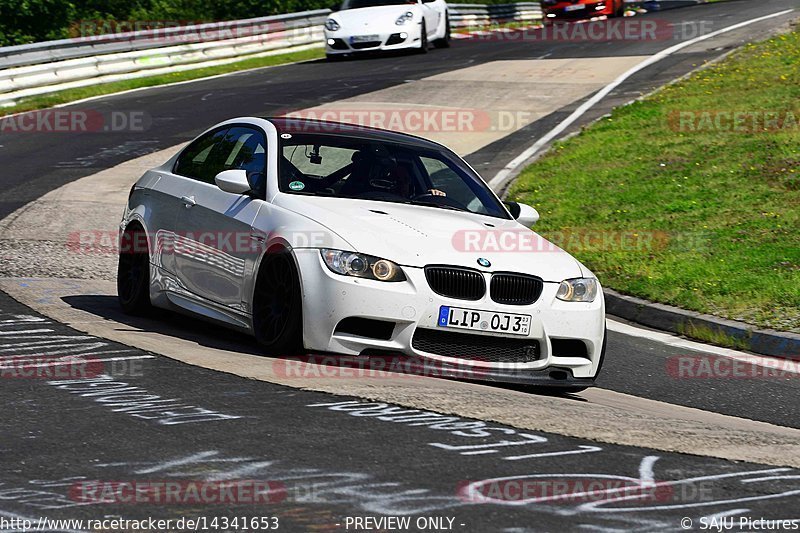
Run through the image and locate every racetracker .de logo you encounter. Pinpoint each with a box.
[67,230,333,255]
[68,19,310,45]
[457,479,678,504]
[463,19,701,43]
[282,108,493,133]
[273,354,490,380]
[0,356,104,380]
[0,110,151,134]
[69,480,287,505]
[451,229,670,253]
[666,355,800,380]
[668,110,799,134]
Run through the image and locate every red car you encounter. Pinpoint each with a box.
[541,0,626,22]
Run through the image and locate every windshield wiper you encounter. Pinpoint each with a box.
[408,200,466,212]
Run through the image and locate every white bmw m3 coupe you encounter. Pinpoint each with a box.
[118,117,606,390]
[323,0,450,58]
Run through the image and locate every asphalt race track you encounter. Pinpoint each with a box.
[0,1,799,531]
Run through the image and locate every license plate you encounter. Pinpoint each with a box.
[565,4,587,11]
[350,34,380,43]
[438,306,531,336]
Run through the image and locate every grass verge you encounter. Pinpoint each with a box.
[509,29,800,333]
[0,47,324,118]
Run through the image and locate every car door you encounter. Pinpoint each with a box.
[173,125,267,312]
[155,126,229,275]
[419,0,441,37]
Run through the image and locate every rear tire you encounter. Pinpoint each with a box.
[253,250,303,355]
[117,224,152,315]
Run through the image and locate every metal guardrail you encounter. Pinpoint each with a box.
[0,10,330,107]
[0,4,544,108]
[449,3,542,28]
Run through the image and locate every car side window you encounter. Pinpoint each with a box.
[217,126,268,198]
[173,128,230,183]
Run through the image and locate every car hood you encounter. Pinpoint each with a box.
[273,195,582,282]
[332,5,418,28]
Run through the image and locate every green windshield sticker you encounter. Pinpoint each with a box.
[289,181,305,191]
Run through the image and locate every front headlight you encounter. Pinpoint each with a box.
[556,278,598,302]
[395,11,414,25]
[325,19,341,31]
[321,249,406,282]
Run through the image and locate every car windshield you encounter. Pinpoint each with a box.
[278,132,510,219]
[341,0,416,9]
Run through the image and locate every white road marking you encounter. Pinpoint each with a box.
[488,8,797,190]
[607,319,800,374]
[639,456,658,486]
[0,329,52,335]
[504,445,603,461]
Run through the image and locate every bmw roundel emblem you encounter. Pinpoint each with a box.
[477,258,491,268]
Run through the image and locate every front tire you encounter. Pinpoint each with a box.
[417,21,428,53]
[253,250,303,354]
[117,225,152,315]
[433,16,451,48]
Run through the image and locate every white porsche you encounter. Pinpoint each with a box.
[117,117,606,391]
[323,0,450,58]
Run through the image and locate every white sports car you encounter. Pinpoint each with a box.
[118,117,606,391]
[323,0,450,58]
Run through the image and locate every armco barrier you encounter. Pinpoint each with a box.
[0,10,330,107]
[0,4,543,107]
[449,3,542,29]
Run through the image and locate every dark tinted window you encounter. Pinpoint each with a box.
[174,127,229,183]
[174,126,268,197]
[216,126,268,198]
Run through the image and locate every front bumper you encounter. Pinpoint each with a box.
[324,25,421,54]
[295,249,606,382]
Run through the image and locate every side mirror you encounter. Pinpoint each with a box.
[215,169,251,195]
[505,201,540,226]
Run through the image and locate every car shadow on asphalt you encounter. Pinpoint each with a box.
[62,294,588,400]
[61,294,264,356]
